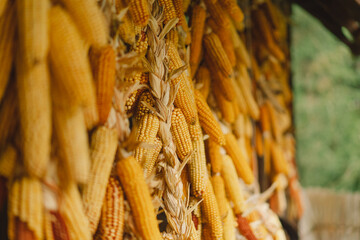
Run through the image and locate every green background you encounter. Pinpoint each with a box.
[291,5,360,191]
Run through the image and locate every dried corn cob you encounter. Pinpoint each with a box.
[60,182,92,240]
[0,1,15,102]
[8,178,20,240]
[60,0,108,46]
[221,154,246,215]
[158,0,177,23]
[49,6,96,107]
[128,0,150,27]
[203,0,231,28]
[166,29,179,46]
[116,156,162,240]
[83,104,99,130]
[190,198,202,239]
[17,0,49,69]
[224,133,254,185]
[53,106,90,184]
[0,82,18,149]
[207,62,236,102]
[117,12,135,45]
[171,108,193,161]
[0,144,16,178]
[134,113,160,163]
[125,88,145,115]
[143,137,162,177]
[183,0,190,12]
[204,33,233,77]
[207,18,236,67]
[202,178,223,240]
[206,139,223,174]
[45,211,70,240]
[223,203,236,240]
[213,86,235,123]
[132,31,149,55]
[135,90,156,121]
[195,66,211,99]
[210,175,228,218]
[189,124,207,197]
[230,76,248,114]
[89,45,116,125]
[237,215,257,240]
[16,61,51,178]
[270,141,289,175]
[82,126,118,233]
[194,89,225,145]
[95,177,124,240]
[229,23,251,67]
[219,0,244,24]
[190,5,206,76]
[168,43,198,124]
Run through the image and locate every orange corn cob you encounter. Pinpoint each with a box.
[17,0,49,69]
[89,45,116,125]
[210,175,228,218]
[203,0,230,28]
[44,211,70,240]
[49,6,96,107]
[171,108,193,161]
[221,154,246,215]
[0,1,15,102]
[231,76,248,114]
[128,0,150,27]
[237,215,257,240]
[190,5,206,76]
[117,9,135,45]
[116,156,162,240]
[229,23,251,67]
[16,60,51,178]
[0,144,16,179]
[189,123,207,197]
[206,139,223,174]
[166,29,179,46]
[183,0,190,12]
[0,82,17,150]
[194,89,225,145]
[60,0,108,46]
[255,127,264,157]
[158,0,177,23]
[195,66,211,99]
[270,140,289,175]
[204,33,233,77]
[224,133,254,184]
[218,0,244,23]
[82,126,118,233]
[201,178,223,240]
[53,106,90,184]
[95,177,124,240]
[207,18,236,67]
[213,86,235,124]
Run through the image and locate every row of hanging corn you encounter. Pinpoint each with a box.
[0,0,303,239]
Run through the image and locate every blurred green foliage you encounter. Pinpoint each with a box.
[291,5,360,191]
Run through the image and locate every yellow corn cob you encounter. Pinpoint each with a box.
[206,139,222,174]
[158,0,177,23]
[134,113,160,163]
[18,177,44,240]
[203,0,230,28]
[189,5,206,76]
[237,66,260,120]
[210,175,228,218]
[173,0,185,25]
[83,103,99,130]
[166,29,179,46]
[82,126,118,233]
[222,154,246,215]
[117,13,135,45]
[183,0,190,12]
[202,178,223,240]
[53,106,90,184]
[230,76,248,114]
[195,66,211,99]
[190,198,202,240]
[60,182,92,240]
[204,33,233,77]
[96,177,124,240]
[171,108,193,161]
[143,137,162,177]
[194,89,225,145]
[8,179,20,240]
[266,101,282,142]
[17,0,49,69]
[0,82,17,149]
[89,45,116,125]
[0,144,16,178]
[255,126,264,157]
[135,90,156,121]
[16,60,51,178]
[188,120,202,141]
[125,88,145,115]
[270,141,289,176]
[224,133,254,184]
[229,23,251,67]
[44,211,71,240]
[232,100,240,119]
[128,0,150,27]
[49,6,96,107]
[116,156,162,240]
[213,86,235,124]
[60,0,108,46]
[207,18,236,67]
[206,61,235,101]
[0,1,15,102]
[44,211,55,240]
[168,43,198,125]
[223,203,236,240]
[189,124,207,197]
[219,0,244,23]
